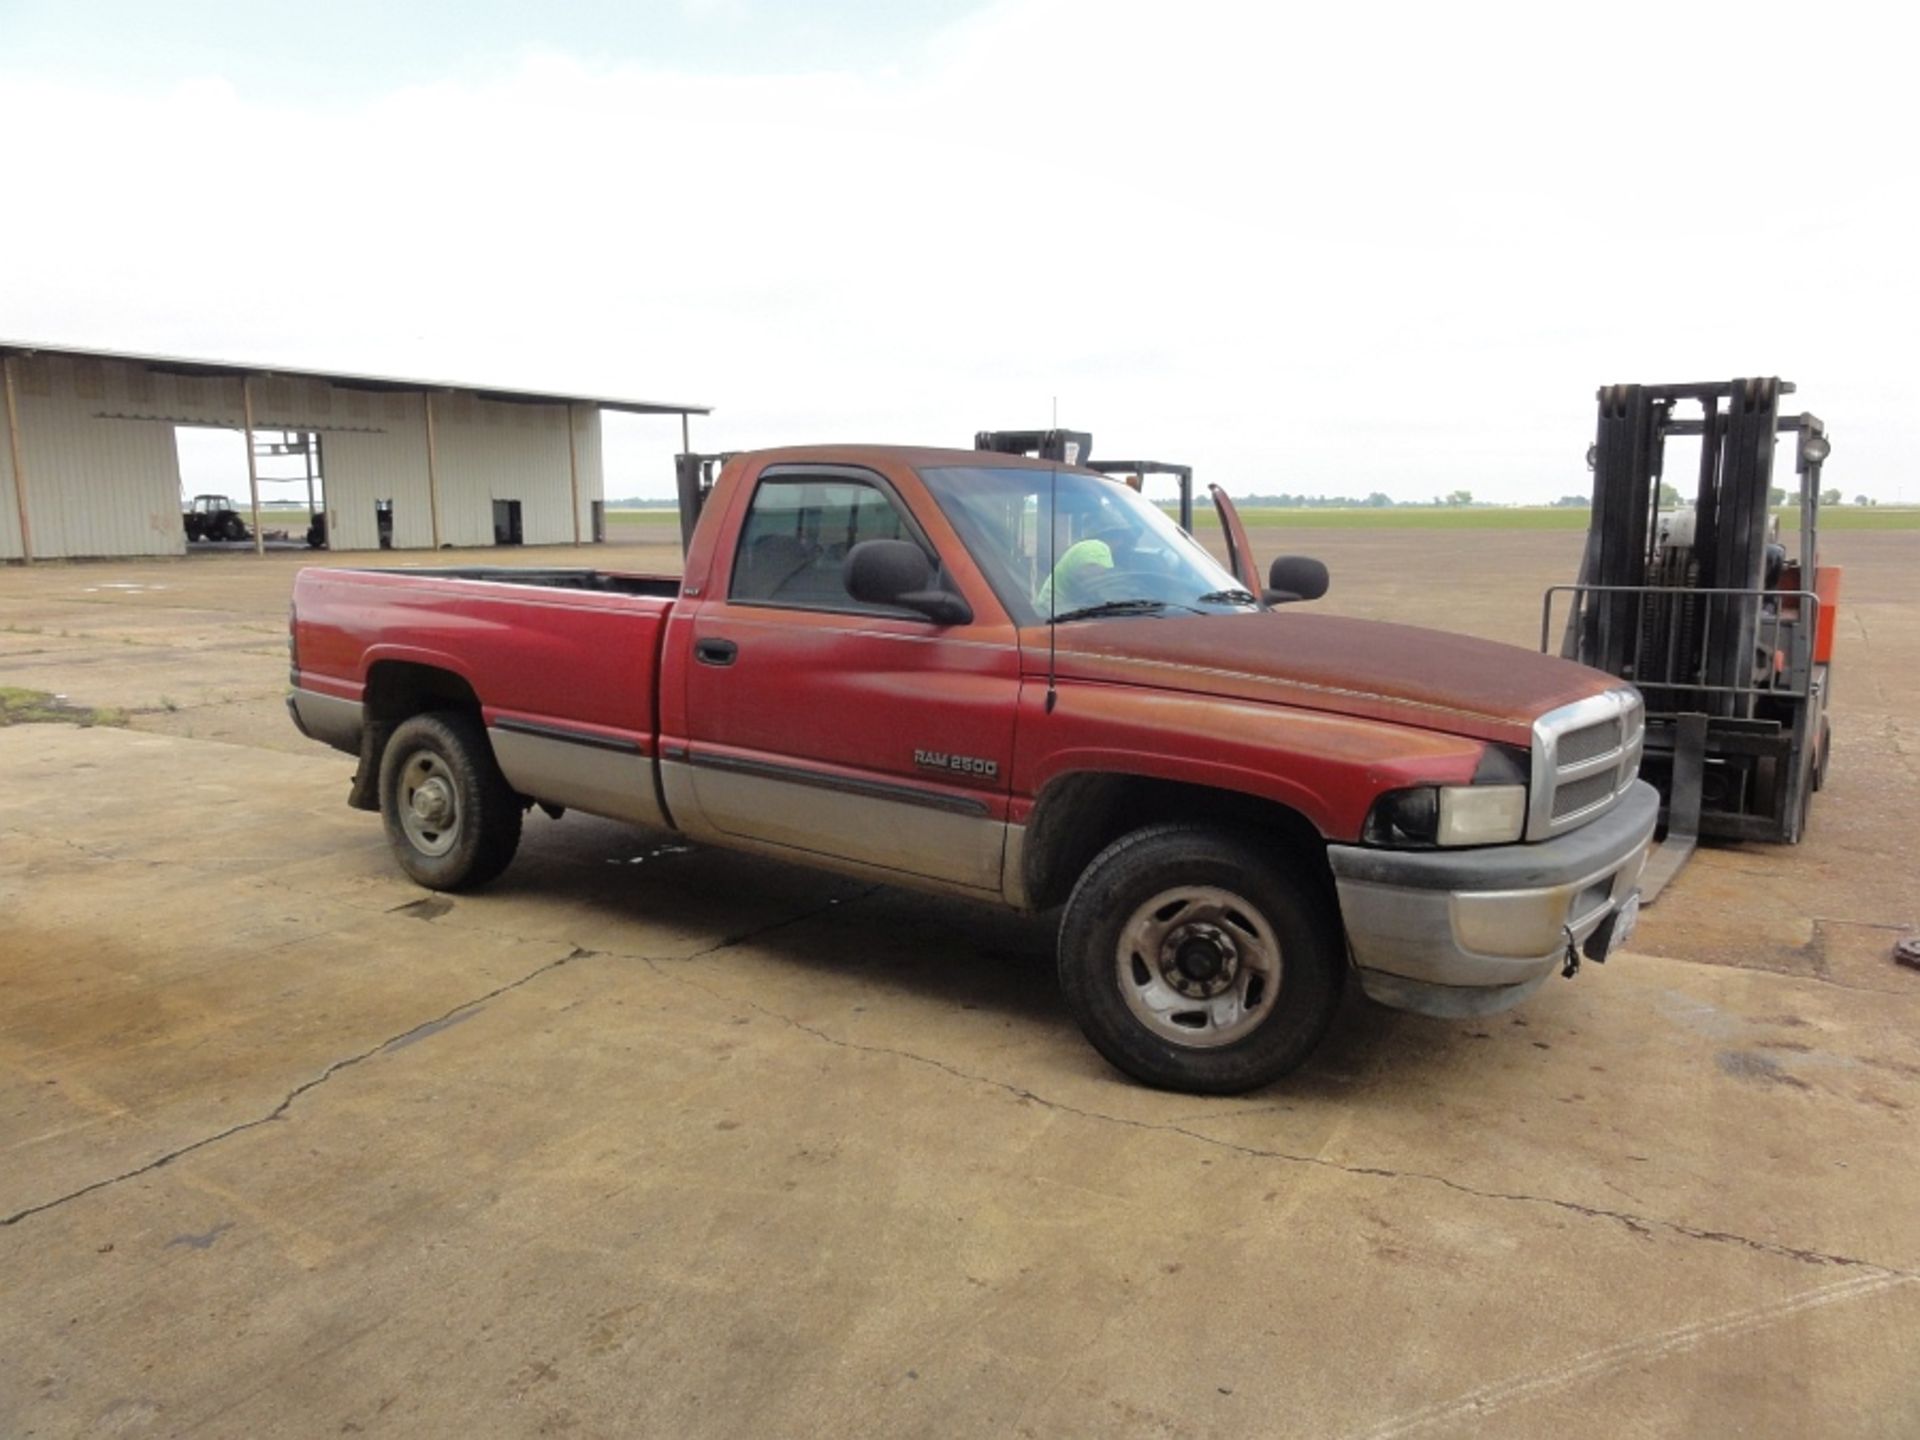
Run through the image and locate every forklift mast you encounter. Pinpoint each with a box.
[673,451,734,555]
[973,429,1198,534]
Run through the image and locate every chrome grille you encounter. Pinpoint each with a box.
[1528,689,1644,840]
[1556,718,1622,766]
[1551,770,1617,819]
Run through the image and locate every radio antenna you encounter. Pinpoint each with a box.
[1045,414,1060,714]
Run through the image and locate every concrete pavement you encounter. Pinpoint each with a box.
[3,724,1917,1437]
[2,531,1917,1437]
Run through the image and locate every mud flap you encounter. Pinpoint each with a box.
[347,719,393,812]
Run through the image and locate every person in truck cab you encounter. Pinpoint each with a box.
[1037,517,1137,613]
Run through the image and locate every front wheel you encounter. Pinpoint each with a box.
[378,711,522,890]
[1057,824,1344,1094]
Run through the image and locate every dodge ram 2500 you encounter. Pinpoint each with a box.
[289,445,1653,1093]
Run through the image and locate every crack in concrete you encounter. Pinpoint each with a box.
[642,953,1916,1281]
[0,890,881,1229]
[0,945,598,1229]
[4,864,1906,1279]
[662,886,884,964]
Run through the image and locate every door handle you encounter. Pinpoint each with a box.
[694,637,738,667]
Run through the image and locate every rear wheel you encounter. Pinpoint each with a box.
[379,711,522,890]
[1057,824,1344,1094]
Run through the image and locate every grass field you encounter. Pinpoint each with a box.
[608,504,1920,532]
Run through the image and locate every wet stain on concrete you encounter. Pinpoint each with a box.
[1715,1050,1814,1092]
[165,1220,234,1251]
[391,896,453,921]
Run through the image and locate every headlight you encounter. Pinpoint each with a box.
[1436,785,1527,845]
[1364,784,1527,847]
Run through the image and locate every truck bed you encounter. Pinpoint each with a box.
[291,568,677,800]
[344,565,681,599]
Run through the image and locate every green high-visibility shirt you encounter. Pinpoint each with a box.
[1036,538,1114,613]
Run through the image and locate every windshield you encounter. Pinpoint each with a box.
[918,466,1254,625]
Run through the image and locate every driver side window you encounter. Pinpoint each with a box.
[730,476,914,612]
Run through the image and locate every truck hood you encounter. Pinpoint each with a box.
[1042,611,1619,746]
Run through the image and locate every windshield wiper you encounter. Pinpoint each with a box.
[1194,588,1258,606]
[1050,599,1172,624]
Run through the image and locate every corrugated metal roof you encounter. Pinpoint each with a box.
[0,339,710,416]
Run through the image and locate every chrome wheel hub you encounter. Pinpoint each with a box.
[398,753,461,858]
[1163,922,1239,998]
[1116,886,1281,1048]
[410,778,454,827]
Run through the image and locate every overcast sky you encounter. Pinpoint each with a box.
[2,0,1914,503]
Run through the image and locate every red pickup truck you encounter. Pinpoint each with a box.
[289,445,1655,1093]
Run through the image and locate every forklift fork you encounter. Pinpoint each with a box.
[1639,711,1707,905]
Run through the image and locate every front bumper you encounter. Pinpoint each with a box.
[1327,780,1658,1018]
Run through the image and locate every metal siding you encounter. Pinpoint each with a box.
[433,398,576,548]
[574,405,605,540]
[14,356,184,558]
[320,395,433,551]
[0,376,20,558]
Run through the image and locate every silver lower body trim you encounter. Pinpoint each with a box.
[661,758,1005,898]
[288,688,363,755]
[489,726,667,830]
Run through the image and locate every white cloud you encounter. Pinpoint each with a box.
[3,0,1915,502]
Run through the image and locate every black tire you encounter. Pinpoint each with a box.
[378,711,522,890]
[1057,824,1344,1094]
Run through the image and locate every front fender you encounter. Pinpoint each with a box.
[1010,681,1486,842]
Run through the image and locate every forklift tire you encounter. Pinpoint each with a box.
[1812,719,1831,792]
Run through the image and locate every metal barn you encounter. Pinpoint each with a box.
[0,342,706,560]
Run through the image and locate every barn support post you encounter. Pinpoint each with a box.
[424,392,443,549]
[566,402,583,545]
[3,356,32,563]
[242,375,264,556]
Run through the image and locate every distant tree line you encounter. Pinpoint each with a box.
[615,485,1893,511]
[1195,491,1404,508]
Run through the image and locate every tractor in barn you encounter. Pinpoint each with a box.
[182,494,250,543]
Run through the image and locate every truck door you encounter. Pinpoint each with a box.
[672,464,1020,894]
[1210,483,1262,594]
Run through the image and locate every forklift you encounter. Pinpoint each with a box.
[970,428,1281,597]
[672,451,735,554]
[973,429,1197,531]
[1546,378,1840,901]
[677,431,1205,557]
